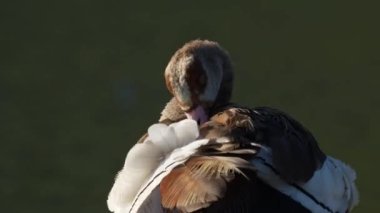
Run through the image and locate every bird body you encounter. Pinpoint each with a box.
[108,39,359,213]
[108,116,358,213]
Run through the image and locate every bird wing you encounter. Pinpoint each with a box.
[128,138,211,213]
[114,106,354,213]
[248,106,326,182]
[159,140,259,212]
[252,146,359,213]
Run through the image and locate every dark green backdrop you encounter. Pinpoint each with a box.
[1,0,378,212]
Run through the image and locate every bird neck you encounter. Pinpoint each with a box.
[159,97,186,123]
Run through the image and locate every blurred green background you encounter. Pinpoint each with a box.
[1,0,379,212]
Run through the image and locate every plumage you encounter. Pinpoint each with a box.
[107,119,200,213]
[158,106,330,212]
[160,151,258,212]
[252,147,359,212]
[108,39,359,213]
[159,98,186,123]
[127,129,261,213]
[164,40,233,112]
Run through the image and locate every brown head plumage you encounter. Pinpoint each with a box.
[164,39,234,124]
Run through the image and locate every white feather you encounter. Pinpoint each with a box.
[170,119,199,147]
[252,148,359,213]
[107,119,200,213]
[129,138,210,213]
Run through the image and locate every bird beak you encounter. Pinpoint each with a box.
[185,105,208,125]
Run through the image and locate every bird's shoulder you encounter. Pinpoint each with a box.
[209,105,326,183]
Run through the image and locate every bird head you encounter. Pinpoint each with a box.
[164,40,234,124]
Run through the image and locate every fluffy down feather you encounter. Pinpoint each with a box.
[107,119,199,213]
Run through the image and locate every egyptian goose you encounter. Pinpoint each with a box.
[108,40,359,213]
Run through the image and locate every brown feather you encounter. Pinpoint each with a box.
[159,97,186,123]
[160,157,225,212]
[160,155,256,212]
[209,106,326,183]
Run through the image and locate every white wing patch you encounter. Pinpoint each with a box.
[107,119,200,213]
[129,138,210,213]
[252,148,359,213]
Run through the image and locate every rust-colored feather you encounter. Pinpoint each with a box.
[160,155,255,212]
[160,158,224,212]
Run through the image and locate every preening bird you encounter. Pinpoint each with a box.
[108,40,359,213]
